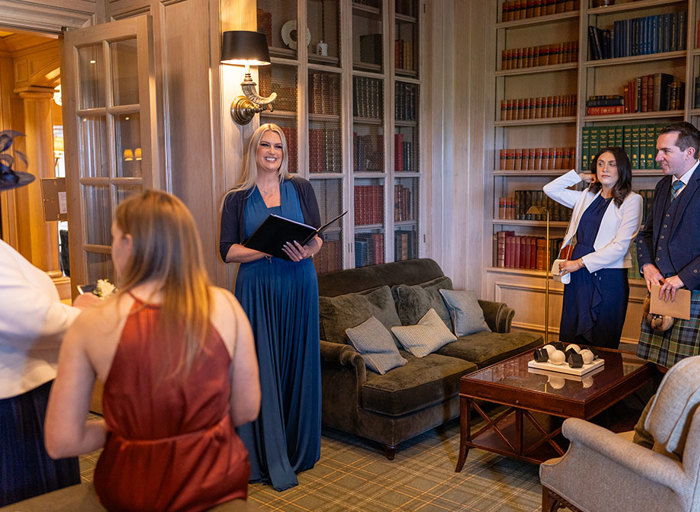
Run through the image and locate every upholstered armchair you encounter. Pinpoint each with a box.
[539,356,700,512]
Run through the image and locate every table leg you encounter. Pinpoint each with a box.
[455,396,471,472]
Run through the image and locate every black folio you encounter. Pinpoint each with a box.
[244,210,347,260]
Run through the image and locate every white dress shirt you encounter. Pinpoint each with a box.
[671,159,699,196]
[0,239,81,398]
[543,170,643,273]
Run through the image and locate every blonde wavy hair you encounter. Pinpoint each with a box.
[114,190,212,372]
[231,123,290,192]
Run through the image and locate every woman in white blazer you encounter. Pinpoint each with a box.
[543,147,642,348]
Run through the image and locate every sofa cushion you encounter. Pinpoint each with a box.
[320,285,402,344]
[346,316,407,375]
[439,289,491,336]
[361,353,477,416]
[391,308,457,357]
[436,331,543,368]
[392,276,453,330]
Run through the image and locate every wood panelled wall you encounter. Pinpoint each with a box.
[0,0,491,297]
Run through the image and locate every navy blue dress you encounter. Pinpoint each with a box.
[559,194,629,349]
[234,181,321,491]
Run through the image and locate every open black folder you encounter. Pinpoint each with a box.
[244,210,348,260]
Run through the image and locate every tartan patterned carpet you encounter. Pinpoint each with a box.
[80,417,547,512]
[246,421,543,512]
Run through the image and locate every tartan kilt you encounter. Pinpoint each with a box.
[637,290,700,368]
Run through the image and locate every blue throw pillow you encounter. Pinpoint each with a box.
[345,316,408,375]
[439,289,491,336]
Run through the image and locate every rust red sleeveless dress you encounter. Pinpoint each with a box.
[94,295,249,511]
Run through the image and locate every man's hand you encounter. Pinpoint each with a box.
[660,275,685,302]
[642,264,664,293]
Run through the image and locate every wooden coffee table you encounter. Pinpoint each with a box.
[455,347,656,471]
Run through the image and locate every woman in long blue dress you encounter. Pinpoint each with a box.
[219,124,322,491]
[543,147,642,348]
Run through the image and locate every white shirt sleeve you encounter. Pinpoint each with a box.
[580,193,643,273]
[0,243,80,350]
[543,169,583,209]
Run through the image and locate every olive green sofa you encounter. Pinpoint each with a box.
[318,258,543,459]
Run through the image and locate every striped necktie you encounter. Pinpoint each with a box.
[671,179,684,201]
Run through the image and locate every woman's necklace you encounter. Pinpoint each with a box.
[258,183,278,196]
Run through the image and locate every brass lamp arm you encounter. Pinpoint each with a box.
[241,72,277,105]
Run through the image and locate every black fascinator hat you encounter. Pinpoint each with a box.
[0,131,34,191]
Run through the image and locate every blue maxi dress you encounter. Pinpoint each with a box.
[235,181,321,491]
[559,194,629,349]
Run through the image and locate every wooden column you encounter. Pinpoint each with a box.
[221,0,256,31]
[17,87,61,276]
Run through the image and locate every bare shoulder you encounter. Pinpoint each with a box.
[209,286,244,355]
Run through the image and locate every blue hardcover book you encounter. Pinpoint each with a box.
[679,11,687,51]
[670,12,678,52]
[651,15,658,54]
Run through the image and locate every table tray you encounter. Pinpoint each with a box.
[527,357,604,376]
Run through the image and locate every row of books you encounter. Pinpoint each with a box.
[259,70,297,112]
[353,76,384,119]
[499,147,575,171]
[695,77,700,109]
[309,73,340,116]
[394,184,414,222]
[395,39,414,71]
[498,192,572,222]
[623,74,685,113]
[501,0,578,23]
[494,231,563,270]
[580,123,666,170]
[354,134,383,172]
[313,239,342,275]
[355,233,385,268]
[309,128,342,174]
[354,185,384,225]
[280,126,298,174]
[395,82,417,121]
[500,95,576,121]
[588,12,687,61]
[395,230,415,262]
[637,189,655,226]
[395,134,417,172]
[501,41,578,70]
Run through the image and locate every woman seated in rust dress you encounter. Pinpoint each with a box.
[45,190,260,511]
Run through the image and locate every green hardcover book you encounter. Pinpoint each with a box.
[598,125,609,155]
[581,126,591,170]
[614,125,624,149]
[623,125,633,167]
[629,124,641,170]
[645,124,656,170]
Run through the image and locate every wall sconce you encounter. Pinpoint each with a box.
[123,149,134,161]
[53,85,62,106]
[221,30,277,125]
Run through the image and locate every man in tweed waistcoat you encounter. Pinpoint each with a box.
[636,121,700,368]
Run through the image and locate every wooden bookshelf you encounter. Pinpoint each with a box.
[256,0,423,271]
[486,0,699,345]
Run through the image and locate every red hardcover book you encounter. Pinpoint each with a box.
[395,133,404,171]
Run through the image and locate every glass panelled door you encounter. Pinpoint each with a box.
[62,15,159,291]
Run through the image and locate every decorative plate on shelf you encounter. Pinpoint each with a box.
[281,20,311,50]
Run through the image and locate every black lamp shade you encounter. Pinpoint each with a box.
[221,30,271,66]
